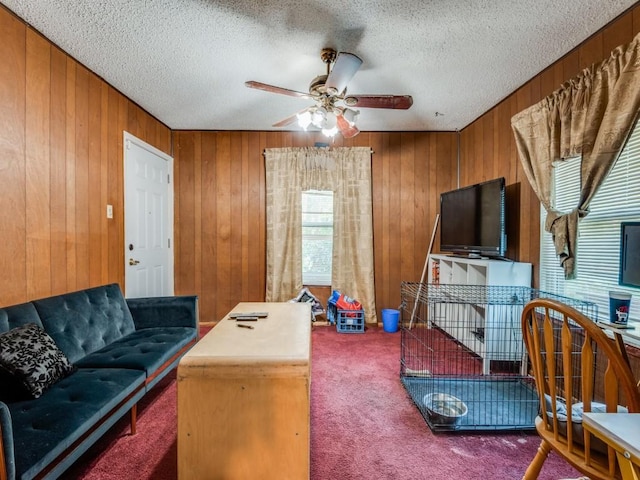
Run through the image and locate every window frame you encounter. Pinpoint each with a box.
[301,190,334,286]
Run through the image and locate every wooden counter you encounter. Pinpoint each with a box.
[177,302,312,480]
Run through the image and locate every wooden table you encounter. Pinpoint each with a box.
[599,321,640,342]
[177,302,312,480]
[583,413,640,480]
[596,321,640,370]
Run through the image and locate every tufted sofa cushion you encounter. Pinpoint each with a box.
[127,295,199,330]
[76,327,195,379]
[32,284,136,364]
[9,367,146,480]
[0,302,44,333]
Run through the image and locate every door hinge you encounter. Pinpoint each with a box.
[167,174,170,184]
[168,238,171,248]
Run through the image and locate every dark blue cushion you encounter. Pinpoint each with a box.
[0,303,43,334]
[75,327,196,376]
[9,368,145,480]
[127,295,198,329]
[32,284,136,364]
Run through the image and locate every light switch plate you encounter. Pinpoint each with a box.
[106,204,113,219]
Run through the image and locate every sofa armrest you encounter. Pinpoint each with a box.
[0,401,15,480]
[126,296,198,330]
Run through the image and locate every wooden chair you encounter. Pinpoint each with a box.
[521,298,640,480]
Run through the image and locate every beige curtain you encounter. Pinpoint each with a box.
[511,32,640,278]
[265,147,377,324]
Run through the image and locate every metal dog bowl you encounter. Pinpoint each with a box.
[423,393,468,426]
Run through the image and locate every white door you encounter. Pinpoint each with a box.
[124,132,174,298]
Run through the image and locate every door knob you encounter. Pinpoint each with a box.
[129,258,140,266]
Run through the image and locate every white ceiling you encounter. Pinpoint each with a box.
[2,0,638,132]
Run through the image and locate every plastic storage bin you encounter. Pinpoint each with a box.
[327,301,365,333]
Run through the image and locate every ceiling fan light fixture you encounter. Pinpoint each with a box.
[322,126,339,138]
[311,106,327,128]
[343,108,359,126]
[320,110,340,138]
[297,110,313,130]
[325,110,337,128]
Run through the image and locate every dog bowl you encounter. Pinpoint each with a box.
[423,393,468,426]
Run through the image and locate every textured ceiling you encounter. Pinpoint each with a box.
[2,0,638,132]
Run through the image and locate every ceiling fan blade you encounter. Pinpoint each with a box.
[325,52,363,95]
[272,107,312,128]
[245,80,311,99]
[272,112,301,128]
[336,113,360,138]
[344,95,413,109]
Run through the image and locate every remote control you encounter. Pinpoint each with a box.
[229,312,269,319]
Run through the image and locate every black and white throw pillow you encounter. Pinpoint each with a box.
[0,323,76,399]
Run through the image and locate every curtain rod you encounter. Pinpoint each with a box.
[262,148,375,156]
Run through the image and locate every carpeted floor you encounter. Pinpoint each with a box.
[65,325,582,479]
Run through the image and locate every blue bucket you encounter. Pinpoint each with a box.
[382,309,400,333]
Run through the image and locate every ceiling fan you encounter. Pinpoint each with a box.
[245,48,413,138]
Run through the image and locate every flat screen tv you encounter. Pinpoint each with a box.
[619,222,640,288]
[439,177,506,257]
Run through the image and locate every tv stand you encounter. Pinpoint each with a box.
[429,254,531,289]
[449,253,513,261]
[427,254,532,374]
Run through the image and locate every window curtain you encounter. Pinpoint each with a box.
[264,146,377,324]
[511,32,640,279]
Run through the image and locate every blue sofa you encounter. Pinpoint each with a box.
[0,284,198,480]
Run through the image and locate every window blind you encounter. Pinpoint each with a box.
[539,122,640,324]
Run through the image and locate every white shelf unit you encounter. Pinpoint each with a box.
[428,254,531,287]
[427,254,532,374]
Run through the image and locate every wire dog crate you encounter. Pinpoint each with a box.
[400,283,598,432]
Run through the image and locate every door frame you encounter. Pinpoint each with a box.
[123,131,175,297]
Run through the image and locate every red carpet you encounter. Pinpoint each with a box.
[65,325,581,479]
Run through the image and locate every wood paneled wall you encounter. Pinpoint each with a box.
[459,5,640,286]
[173,131,458,322]
[3,1,639,323]
[0,5,171,307]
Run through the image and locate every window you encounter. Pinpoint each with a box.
[301,190,333,285]
[539,121,640,324]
